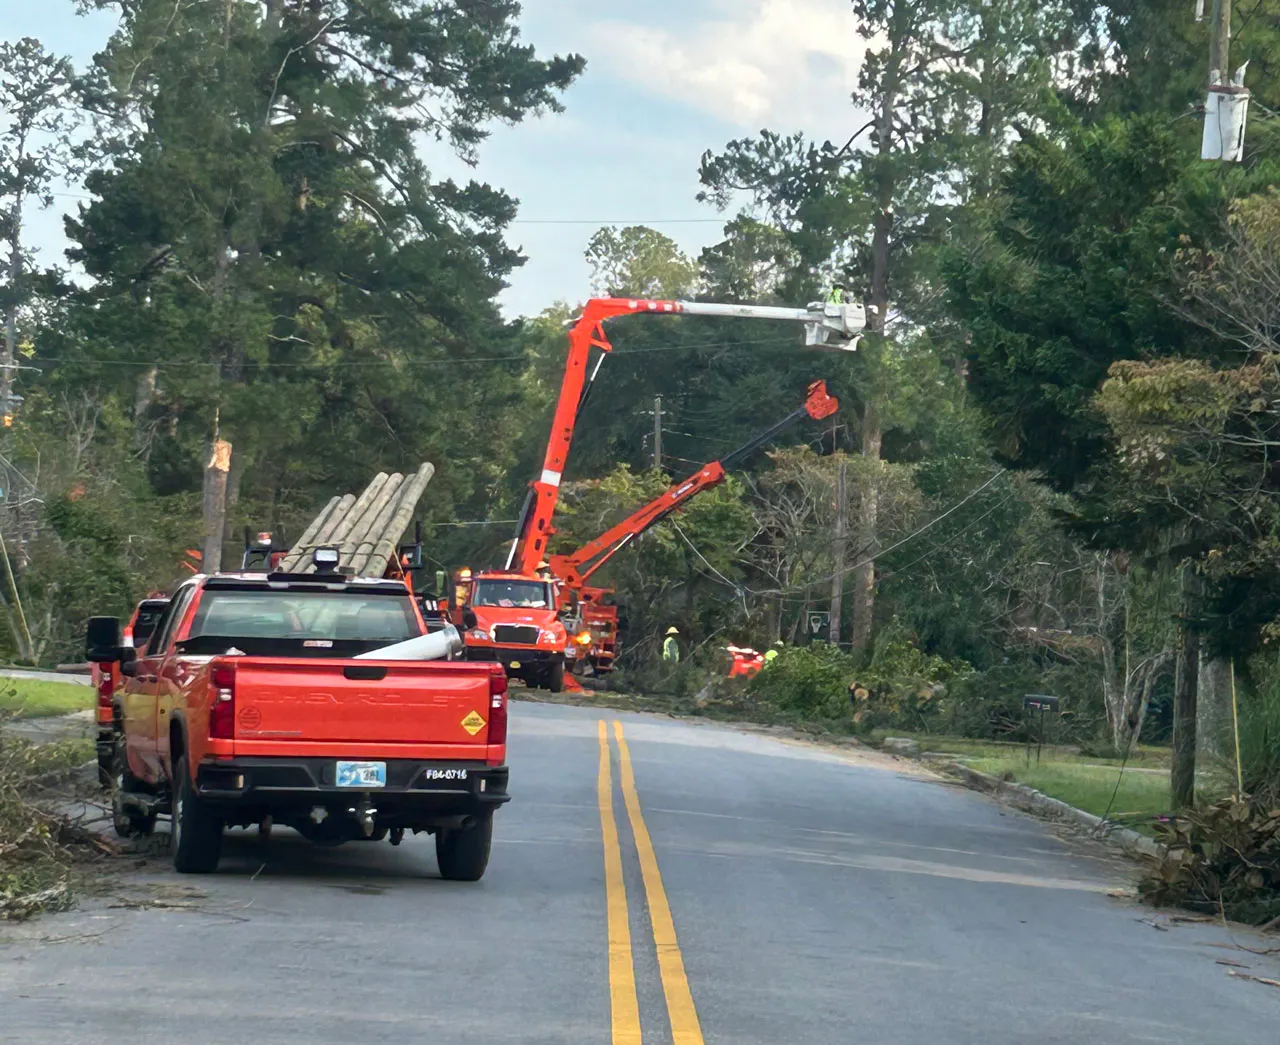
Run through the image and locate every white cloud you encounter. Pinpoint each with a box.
[587,0,869,137]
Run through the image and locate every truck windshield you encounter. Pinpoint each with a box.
[179,588,420,657]
[472,579,551,609]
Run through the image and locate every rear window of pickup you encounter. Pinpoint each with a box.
[177,587,420,658]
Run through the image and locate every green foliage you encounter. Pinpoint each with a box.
[49,0,583,559]
[0,720,87,920]
[586,226,698,299]
[1238,656,1280,808]
[850,620,972,731]
[943,116,1265,492]
[747,642,856,720]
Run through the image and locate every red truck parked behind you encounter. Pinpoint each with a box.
[93,597,169,785]
[86,556,510,879]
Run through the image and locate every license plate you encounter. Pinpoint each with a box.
[508,660,521,669]
[336,761,386,788]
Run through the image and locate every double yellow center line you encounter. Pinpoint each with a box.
[597,719,705,1045]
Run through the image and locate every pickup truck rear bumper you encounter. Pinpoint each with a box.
[194,758,510,826]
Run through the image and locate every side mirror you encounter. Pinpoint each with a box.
[86,616,122,662]
[617,615,630,633]
[463,609,478,631]
[119,647,138,677]
[435,569,448,595]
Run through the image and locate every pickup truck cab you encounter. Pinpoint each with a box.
[86,569,510,879]
[452,570,567,692]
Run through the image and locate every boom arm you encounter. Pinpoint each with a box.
[507,297,865,575]
[547,380,839,591]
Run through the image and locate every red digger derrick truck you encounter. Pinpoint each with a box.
[449,295,865,689]
[550,379,839,674]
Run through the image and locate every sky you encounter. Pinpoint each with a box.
[2,0,868,317]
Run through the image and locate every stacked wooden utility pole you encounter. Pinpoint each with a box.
[279,462,435,576]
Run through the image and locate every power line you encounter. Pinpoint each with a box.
[425,518,519,527]
[511,218,724,226]
[43,191,726,226]
[24,330,807,371]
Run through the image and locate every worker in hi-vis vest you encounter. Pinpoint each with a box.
[826,282,845,305]
[663,626,681,663]
[764,640,783,665]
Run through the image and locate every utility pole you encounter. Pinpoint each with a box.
[829,456,847,646]
[1171,566,1201,810]
[1209,0,1231,80]
[1201,0,1247,161]
[651,395,663,471]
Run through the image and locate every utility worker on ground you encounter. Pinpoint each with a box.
[826,281,845,305]
[663,626,681,663]
[763,640,783,666]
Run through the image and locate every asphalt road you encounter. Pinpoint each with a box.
[2,701,1278,1044]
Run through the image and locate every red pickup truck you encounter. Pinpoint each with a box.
[86,569,510,880]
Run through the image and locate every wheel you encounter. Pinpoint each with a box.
[546,657,565,694]
[110,739,156,839]
[435,816,493,881]
[171,755,223,873]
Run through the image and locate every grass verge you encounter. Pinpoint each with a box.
[0,679,94,719]
[967,756,1173,822]
[868,729,1170,768]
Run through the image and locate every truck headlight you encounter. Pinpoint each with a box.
[467,629,489,642]
[540,629,562,643]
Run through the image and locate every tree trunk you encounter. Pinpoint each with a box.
[1196,654,1233,764]
[828,455,847,645]
[2,175,25,420]
[850,37,897,658]
[201,439,233,572]
[133,364,158,419]
[1172,629,1200,811]
[850,404,881,655]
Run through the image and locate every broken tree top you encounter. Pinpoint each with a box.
[279,463,435,577]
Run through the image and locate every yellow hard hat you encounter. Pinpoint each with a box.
[537,561,550,570]
[666,626,680,635]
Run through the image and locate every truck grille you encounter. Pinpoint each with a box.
[493,624,539,646]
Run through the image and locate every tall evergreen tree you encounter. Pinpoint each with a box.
[63,0,582,565]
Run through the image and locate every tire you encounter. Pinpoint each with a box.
[435,816,493,881]
[546,657,565,694]
[171,755,223,873]
[110,739,156,839]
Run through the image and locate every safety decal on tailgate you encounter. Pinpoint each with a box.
[460,710,486,735]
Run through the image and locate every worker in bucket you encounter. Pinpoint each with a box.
[763,639,783,666]
[663,626,681,663]
[826,281,845,305]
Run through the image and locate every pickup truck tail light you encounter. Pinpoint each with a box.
[209,663,236,740]
[486,667,508,757]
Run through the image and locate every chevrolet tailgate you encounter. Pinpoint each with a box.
[222,657,498,756]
